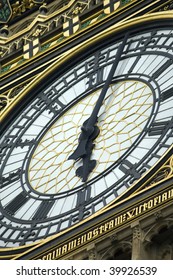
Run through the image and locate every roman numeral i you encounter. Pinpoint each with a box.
[148,121,170,136]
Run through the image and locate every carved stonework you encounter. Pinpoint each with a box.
[131,223,149,260]
[87,244,99,260]
[133,225,141,240]
[109,234,118,243]
[100,241,132,260]
[153,211,163,221]
[143,217,173,247]
[159,245,173,260]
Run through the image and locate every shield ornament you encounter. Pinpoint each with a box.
[0,0,12,24]
[103,0,121,14]
[63,16,80,37]
[23,38,40,60]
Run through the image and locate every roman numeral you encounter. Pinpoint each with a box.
[119,159,141,180]
[152,60,172,79]
[141,31,157,50]
[0,168,24,188]
[0,138,11,151]
[86,51,106,90]
[148,121,170,136]
[161,87,173,101]
[76,186,91,207]
[4,191,29,215]
[88,51,106,72]
[19,223,37,246]
[86,67,104,90]
[23,115,33,121]
[40,94,65,115]
[15,138,36,148]
[0,138,11,161]
[32,200,55,220]
[73,187,91,222]
[51,99,65,114]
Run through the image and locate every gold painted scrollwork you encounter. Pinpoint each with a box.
[12,0,35,18]
[145,155,173,188]
[0,95,8,112]
[0,82,29,115]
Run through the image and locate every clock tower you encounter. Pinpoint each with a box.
[0,0,173,260]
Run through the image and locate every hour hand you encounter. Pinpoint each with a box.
[68,119,99,161]
[76,143,97,182]
[68,134,88,160]
[69,120,99,181]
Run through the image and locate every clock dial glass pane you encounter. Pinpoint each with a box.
[0,23,173,247]
[29,80,153,194]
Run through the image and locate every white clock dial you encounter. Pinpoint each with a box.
[0,20,173,247]
[29,80,153,194]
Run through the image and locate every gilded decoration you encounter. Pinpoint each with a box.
[0,0,171,68]
[157,0,173,11]
[0,81,31,113]
[143,154,173,189]
[0,2,173,262]
[0,0,135,60]
[0,0,12,23]
[0,0,136,120]
[11,0,35,19]
[0,0,100,60]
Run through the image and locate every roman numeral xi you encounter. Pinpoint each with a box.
[161,87,173,101]
[149,121,170,136]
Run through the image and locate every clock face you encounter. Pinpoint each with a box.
[0,20,173,248]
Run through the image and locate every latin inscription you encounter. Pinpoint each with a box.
[39,188,173,260]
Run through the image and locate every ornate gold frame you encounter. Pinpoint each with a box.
[0,11,173,260]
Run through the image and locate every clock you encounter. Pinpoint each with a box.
[0,15,173,248]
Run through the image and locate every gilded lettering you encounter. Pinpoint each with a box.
[138,202,148,214]
[93,228,99,237]
[68,239,77,250]
[81,234,87,244]
[46,252,53,260]
[109,220,115,229]
[55,247,62,258]
[114,217,118,226]
[61,244,68,254]
[122,214,127,222]
[168,189,173,198]
[38,188,173,261]
[162,192,168,202]
[147,199,153,209]
[104,223,109,231]
[99,225,105,234]
[51,250,56,260]
[143,202,148,211]
[154,196,159,206]
[77,237,81,246]
[87,231,93,241]
[117,215,123,225]
[126,208,136,219]
[135,207,139,216]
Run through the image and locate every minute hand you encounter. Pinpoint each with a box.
[68,34,128,161]
[86,34,128,129]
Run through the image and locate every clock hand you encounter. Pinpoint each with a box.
[76,139,96,182]
[68,33,128,162]
[75,122,99,182]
